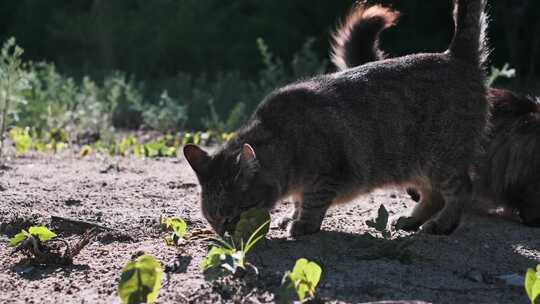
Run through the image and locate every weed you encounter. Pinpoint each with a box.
[487,63,516,87]
[9,127,32,155]
[281,258,322,302]
[160,216,187,246]
[366,204,391,239]
[9,226,95,265]
[525,265,540,304]
[200,220,269,277]
[0,38,29,162]
[9,226,57,247]
[118,254,163,304]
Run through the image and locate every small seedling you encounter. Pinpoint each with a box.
[366,204,391,239]
[200,220,269,276]
[487,63,516,87]
[9,226,57,247]
[160,216,187,246]
[281,258,322,302]
[525,265,540,304]
[9,226,95,265]
[118,254,163,304]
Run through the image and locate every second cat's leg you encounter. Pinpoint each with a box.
[288,189,334,237]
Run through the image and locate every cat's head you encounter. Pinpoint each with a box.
[183,143,277,236]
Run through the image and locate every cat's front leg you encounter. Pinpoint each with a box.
[287,190,333,237]
[278,200,301,229]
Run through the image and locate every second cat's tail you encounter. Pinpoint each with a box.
[330,4,399,71]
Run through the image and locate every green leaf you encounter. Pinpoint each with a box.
[118,255,163,304]
[144,142,162,158]
[28,226,57,242]
[79,145,93,157]
[200,246,235,271]
[283,258,322,301]
[9,230,29,247]
[161,217,187,241]
[234,208,270,249]
[526,269,537,302]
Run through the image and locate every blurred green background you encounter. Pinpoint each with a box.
[0,0,539,135]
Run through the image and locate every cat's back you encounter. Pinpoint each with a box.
[256,52,482,123]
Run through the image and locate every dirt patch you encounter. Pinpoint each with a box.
[0,152,538,303]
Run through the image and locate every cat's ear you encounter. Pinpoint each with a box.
[240,143,256,163]
[183,144,210,175]
[236,144,259,186]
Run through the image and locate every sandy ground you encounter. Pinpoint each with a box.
[0,152,538,304]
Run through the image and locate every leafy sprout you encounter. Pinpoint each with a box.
[200,219,270,275]
[281,258,322,302]
[160,216,187,246]
[525,265,540,304]
[366,204,391,239]
[487,63,516,87]
[9,226,57,247]
[118,254,163,304]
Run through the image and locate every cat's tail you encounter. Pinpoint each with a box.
[448,0,489,68]
[330,4,399,71]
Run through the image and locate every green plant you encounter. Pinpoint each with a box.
[526,265,540,304]
[0,38,29,162]
[79,145,93,157]
[487,63,516,87]
[366,204,391,239]
[9,127,32,155]
[160,216,188,246]
[233,208,270,247]
[9,226,57,247]
[118,254,163,304]
[200,220,269,275]
[281,258,322,302]
[142,91,187,132]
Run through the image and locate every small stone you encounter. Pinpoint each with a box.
[465,269,484,283]
[497,274,524,287]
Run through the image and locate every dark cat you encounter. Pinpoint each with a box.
[184,0,489,237]
[332,2,540,227]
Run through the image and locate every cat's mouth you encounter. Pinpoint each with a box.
[223,215,241,235]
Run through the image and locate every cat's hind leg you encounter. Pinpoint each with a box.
[421,171,471,235]
[395,185,445,232]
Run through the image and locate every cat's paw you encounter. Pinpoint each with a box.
[287,220,320,237]
[393,216,422,232]
[420,219,459,235]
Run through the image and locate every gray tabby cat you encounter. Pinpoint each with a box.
[184,0,489,237]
